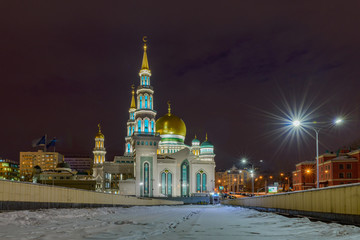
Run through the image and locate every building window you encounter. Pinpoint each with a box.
[144,163,149,195]
[339,164,344,169]
[196,173,201,192]
[151,121,154,133]
[144,119,149,133]
[339,173,344,178]
[139,96,143,109]
[346,172,352,178]
[138,120,141,132]
[346,164,352,169]
[181,161,189,197]
[150,97,152,109]
[161,172,166,195]
[145,96,148,109]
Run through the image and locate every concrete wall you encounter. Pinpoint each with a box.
[223,183,360,225]
[0,179,182,210]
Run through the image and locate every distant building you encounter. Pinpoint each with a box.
[292,148,360,191]
[0,158,20,181]
[215,166,251,192]
[292,161,316,191]
[64,155,93,175]
[20,150,64,181]
[35,162,95,190]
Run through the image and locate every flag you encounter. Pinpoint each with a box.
[32,136,46,147]
[47,138,56,148]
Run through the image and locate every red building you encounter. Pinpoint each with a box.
[292,161,316,191]
[319,150,359,187]
[292,148,360,191]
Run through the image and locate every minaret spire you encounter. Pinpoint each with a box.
[130,84,136,109]
[141,36,150,71]
[167,100,171,115]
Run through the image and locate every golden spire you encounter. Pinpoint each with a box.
[141,36,149,70]
[96,123,104,139]
[167,100,171,115]
[130,84,136,109]
[205,133,208,141]
[195,134,197,139]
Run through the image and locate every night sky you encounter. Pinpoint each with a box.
[1,1,360,173]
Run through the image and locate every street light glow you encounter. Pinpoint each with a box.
[334,118,343,125]
[292,120,301,127]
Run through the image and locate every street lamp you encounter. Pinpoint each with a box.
[292,117,343,188]
[241,159,263,195]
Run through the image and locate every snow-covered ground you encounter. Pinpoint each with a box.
[0,205,359,240]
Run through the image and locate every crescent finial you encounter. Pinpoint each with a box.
[142,36,148,43]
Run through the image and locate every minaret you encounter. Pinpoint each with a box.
[124,85,137,156]
[135,36,156,135]
[93,123,106,164]
[132,37,161,197]
[191,135,201,156]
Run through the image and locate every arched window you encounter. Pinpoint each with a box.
[132,127,135,134]
[202,173,207,192]
[151,121,154,133]
[138,120,141,132]
[139,96,143,109]
[161,172,166,195]
[167,172,172,195]
[196,173,201,192]
[144,163,149,195]
[128,126,131,136]
[145,96,148,109]
[144,119,149,133]
[150,97,152,109]
[181,161,189,197]
[127,143,130,153]
[160,171,173,196]
[141,76,144,85]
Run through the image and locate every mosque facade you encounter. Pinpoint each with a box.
[93,39,216,197]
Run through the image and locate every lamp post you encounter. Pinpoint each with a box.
[241,159,263,195]
[292,118,343,189]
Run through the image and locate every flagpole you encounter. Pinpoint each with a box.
[44,134,47,152]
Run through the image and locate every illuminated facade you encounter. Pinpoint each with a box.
[292,149,360,191]
[129,39,216,197]
[0,158,20,181]
[215,166,251,192]
[93,124,106,165]
[92,38,216,197]
[19,150,64,181]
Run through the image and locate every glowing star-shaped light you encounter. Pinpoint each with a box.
[292,120,301,127]
[334,118,343,125]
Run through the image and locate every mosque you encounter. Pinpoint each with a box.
[93,38,216,197]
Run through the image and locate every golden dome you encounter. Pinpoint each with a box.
[156,102,186,137]
[95,123,104,139]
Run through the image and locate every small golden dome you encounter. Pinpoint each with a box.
[156,101,186,137]
[96,123,104,139]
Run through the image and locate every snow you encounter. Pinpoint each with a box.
[0,205,359,240]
